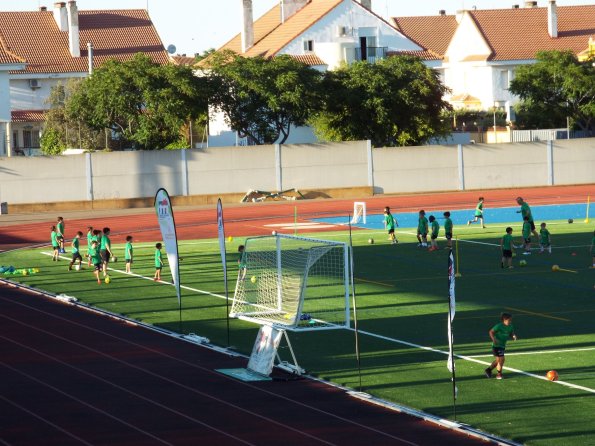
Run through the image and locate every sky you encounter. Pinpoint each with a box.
[2,0,594,56]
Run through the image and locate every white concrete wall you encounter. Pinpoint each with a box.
[552,138,595,185]
[373,145,459,194]
[186,145,277,194]
[10,75,84,111]
[463,142,548,189]
[0,72,11,122]
[281,141,368,189]
[0,139,593,205]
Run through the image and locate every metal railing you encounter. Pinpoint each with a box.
[353,46,387,63]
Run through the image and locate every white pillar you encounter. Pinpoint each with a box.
[547,140,554,186]
[275,143,282,191]
[366,139,374,190]
[85,152,94,200]
[181,148,189,196]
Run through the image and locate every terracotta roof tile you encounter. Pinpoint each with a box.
[288,53,326,65]
[219,0,344,58]
[394,5,595,62]
[393,15,458,59]
[387,49,441,60]
[0,9,169,74]
[11,110,46,122]
[171,55,196,66]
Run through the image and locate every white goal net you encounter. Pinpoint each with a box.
[231,234,351,331]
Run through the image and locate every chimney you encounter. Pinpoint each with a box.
[53,2,67,31]
[548,0,557,38]
[358,0,372,9]
[87,42,94,74]
[40,6,48,11]
[280,0,308,23]
[66,1,80,57]
[439,9,446,15]
[241,0,254,53]
[512,4,519,8]
[524,1,537,7]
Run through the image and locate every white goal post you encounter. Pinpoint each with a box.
[230,234,351,332]
[351,202,366,224]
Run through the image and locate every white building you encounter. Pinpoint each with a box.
[394,1,595,122]
[206,0,422,147]
[0,1,168,157]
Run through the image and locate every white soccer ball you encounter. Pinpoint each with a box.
[75,264,80,271]
[272,231,277,236]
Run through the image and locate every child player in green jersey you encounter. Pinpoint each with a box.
[56,216,66,253]
[416,210,428,248]
[124,235,133,274]
[100,227,112,278]
[68,231,83,271]
[50,226,59,261]
[467,197,485,228]
[428,215,440,251]
[238,245,247,280]
[539,222,552,254]
[86,226,94,266]
[501,227,515,269]
[522,216,532,255]
[485,313,517,380]
[443,211,453,248]
[89,240,102,285]
[384,206,398,244]
[154,243,163,281]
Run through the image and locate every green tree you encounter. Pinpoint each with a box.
[67,53,208,150]
[205,51,322,144]
[310,56,451,147]
[41,80,103,154]
[509,50,595,132]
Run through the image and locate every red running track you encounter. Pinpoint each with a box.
[0,284,490,446]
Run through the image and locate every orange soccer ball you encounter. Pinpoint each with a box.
[546,370,559,381]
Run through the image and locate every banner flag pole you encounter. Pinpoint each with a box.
[217,198,230,347]
[154,188,182,332]
[447,248,458,420]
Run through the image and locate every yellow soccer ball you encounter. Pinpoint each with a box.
[552,264,560,272]
[105,276,111,284]
[250,276,257,283]
[227,236,233,242]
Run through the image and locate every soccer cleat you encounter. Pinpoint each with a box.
[485,368,492,378]
[523,251,531,255]
[496,373,503,380]
[467,221,471,226]
[417,243,422,247]
[508,266,514,269]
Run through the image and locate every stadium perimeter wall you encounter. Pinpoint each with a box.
[0,138,594,211]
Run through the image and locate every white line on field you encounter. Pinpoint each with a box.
[39,252,595,395]
[466,346,595,358]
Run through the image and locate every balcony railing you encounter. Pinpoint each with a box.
[353,46,387,63]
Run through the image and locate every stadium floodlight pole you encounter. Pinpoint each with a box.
[348,214,362,392]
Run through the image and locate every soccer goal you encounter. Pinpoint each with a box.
[351,202,367,224]
[231,234,351,332]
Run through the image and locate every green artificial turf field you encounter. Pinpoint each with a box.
[2,219,594,445]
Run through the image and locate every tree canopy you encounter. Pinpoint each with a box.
[204,50,323,144]
[310,56,452,147]
[67,53,208,150]
[509,50,595,132]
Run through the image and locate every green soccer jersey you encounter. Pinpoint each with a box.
[522,221,531,238]
[89,246,101,265]
[491,322,515,348]
[520,202,533,222]
[384,213,395,230]
[51,230,59,247]
[444,218,453,233]
[125,242,133,260]
[502,233,513,250]
[474,202,483,216]
[539,228,550,245]
[87,231,93,245]
[418,216,428,233]
[57,221,65,236]
[72,237,79,253]
[431,220,439,237]
[100,234,110,251]
[155,249,163,268]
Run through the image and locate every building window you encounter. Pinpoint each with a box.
[12,131,18,148]
[303,39,314,52]
[23,130,32,148]
[500,70,509,89]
